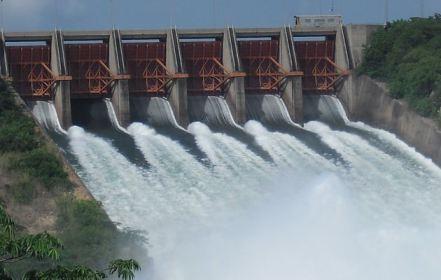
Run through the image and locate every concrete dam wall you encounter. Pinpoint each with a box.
[339,74,441,166]
[1,19,440,166]
[0,21,348,130]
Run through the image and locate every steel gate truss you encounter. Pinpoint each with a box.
[11,62,71,97]
[140,58,188,94]
[182,41,244,94]
[83,59,130,95]
[190,57,245,93]
[306,57,349,92]
[295,40,348,93]
[245,56,302,91]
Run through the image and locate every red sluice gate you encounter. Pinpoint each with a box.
[238,40,284,94]
[65,43,114,97]
[295,39,347,93]
[7,46,69,98]
[181,41,232,95]
[123,42,174,95]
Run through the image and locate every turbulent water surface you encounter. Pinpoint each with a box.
[33,96,441,280]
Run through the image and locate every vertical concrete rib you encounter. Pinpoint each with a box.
[223,27,246,124]
[51,30,72,129]
[279,26,303,124]
[166,28,189,127]
[335,24,351,70]
[0,30,8,77]
[109,29,130,127]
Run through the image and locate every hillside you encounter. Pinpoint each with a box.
[359,14,441,126]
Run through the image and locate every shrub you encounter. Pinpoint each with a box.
[7,176,36,204]
[8,148,69,189]
[56,197,148,269]
[0,111,41,153]
[56,198,120,268]
[411,97,435,117]
[0,81,42,153]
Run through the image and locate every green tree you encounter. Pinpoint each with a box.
[0,204,140,280]
[359,14,441,124]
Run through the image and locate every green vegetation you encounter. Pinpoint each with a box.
[0,95,41,153]
[56,198,146,269]
[9,148,69,189]
[0,204,140,279]
[0,80,68,192]
[0,80,147,277]
[5,178,36,204]
[359,14,441,123]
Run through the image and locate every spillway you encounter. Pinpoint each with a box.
[33,97,441,280]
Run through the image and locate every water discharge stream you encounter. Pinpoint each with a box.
[32,97,441,280]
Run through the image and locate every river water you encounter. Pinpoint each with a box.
[29,95,441,280]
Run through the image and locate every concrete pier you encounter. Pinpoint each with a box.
[109,29,130,127]
[51,30,72,129]
[279,26,303,124]
[0,31,8,77]
[335,24,351,71]
[167,28,189,127]
[223,27,246,124]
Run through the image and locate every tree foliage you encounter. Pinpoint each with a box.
[0,204,140,279]
[359,14,441,120]
[108,259,141,280]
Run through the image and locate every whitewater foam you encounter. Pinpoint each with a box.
[36,93,441,280]
[104,98,129,133]
[30,100,67,134]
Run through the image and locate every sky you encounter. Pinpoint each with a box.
[1,0,440,31]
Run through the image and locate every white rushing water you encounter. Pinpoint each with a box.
[30,101,67,134]
[34,99,441,280]
[189,96,244,129]
[104,98,129,133]
[246,94,302,127]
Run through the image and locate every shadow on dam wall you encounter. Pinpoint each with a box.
[70,98,149,167]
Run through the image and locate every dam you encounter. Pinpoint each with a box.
[2,15,441,280]
[0,15,353,129]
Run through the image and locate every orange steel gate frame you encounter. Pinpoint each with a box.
[65,43,129,96]
[238,40,302,93]
[295,40,349,93]
[181,41,245,94]
[6,46,72,98]
[5,39,349,98]
[123,42,188,95]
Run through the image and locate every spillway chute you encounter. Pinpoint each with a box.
[104,98,129,134]
[303,94,349,126]
[130,96,186,131]
[29,100,67,135]
[246,94,301,128]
